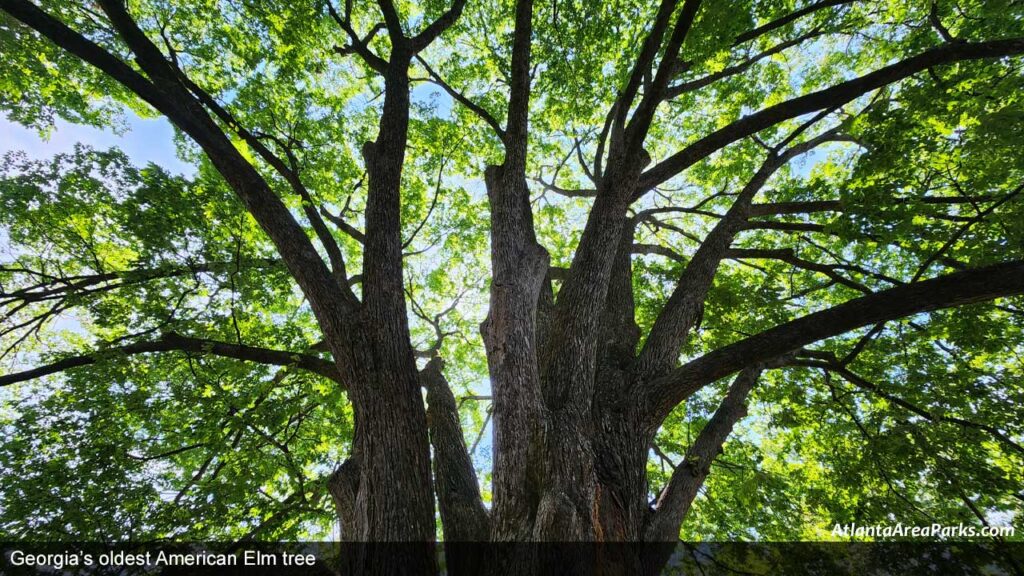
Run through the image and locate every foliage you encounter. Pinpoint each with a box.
[1,0,1022,542]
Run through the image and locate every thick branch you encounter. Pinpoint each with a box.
[327,458,360,543]
[484,0,548,543]
[633,242,685,263]
[376,0,405,44]
[170,71,355,291]
[635,131,837,379]
[641,259,1024,427]
[359,44,417,375]
[645,365,763,541]
[622,0,704,146]
[597,220,643,380]
[639,37,1024,192]
[327,1,388,72]
[0,0,155,104]
[421,358,489,541]
[410,0,466,52]
[611,0,680,144]
[540,7,705,423]
[503,0,533,159]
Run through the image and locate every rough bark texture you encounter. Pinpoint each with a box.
[482,0,547,563]
[423,358,490,542]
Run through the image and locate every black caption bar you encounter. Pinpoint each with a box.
[2,542,1023,575]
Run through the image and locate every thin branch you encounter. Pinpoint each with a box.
[326,0,388,72]
[0,332,341,387]
[794,353,1024,456]
[911,181,1024,282]
[414,54,505,138]
[748,200,841,216]
[732,0,855,46]
[666,27,828,99]
[726,247,872,293]
[402,148,450,250]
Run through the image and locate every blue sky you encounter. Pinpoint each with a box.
[0,112,194,175]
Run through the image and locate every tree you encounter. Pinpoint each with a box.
[1,0,1023,574]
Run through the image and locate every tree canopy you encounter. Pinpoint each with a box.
[1,0,1022,557]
